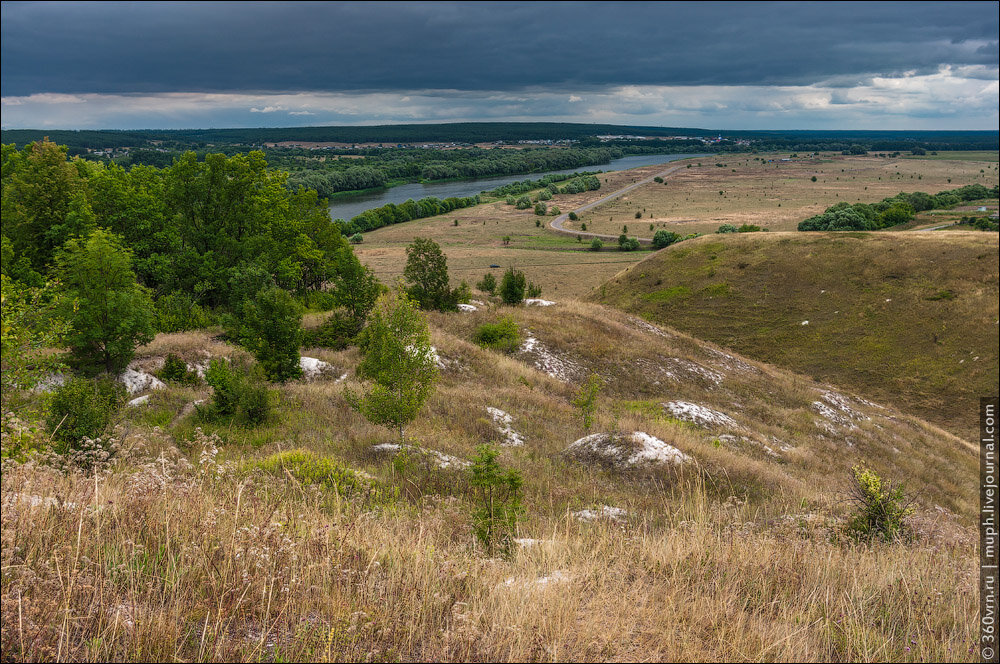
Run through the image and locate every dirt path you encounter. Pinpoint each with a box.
[549,162,692,244]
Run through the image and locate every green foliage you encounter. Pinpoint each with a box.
[618,234,641,251]
[47,376,126,451]
[158,353,199,385]
[153,292,212,333]
[55,229,155,374]
[568,211,578,221]
[799,183,1000,231]
[526,282,542,298]
[635,211,642,219]
[476,272,497,295]
[329,252,383,324]
[515,195,533,210]
[473,316,520,354]
[844,463,913,543]
[499,267,527,305]
[203,359,272,425]
[256,449,397,506]
[349,233,364,244]
[571,374,602,430]
[537,188,552,201]
[652,230,681,249]
[404,237,462,312]
[237,287,303,382]
[534,202,547,216]
[468,444,524,557]
[347,289,438,443]
[303,308,364,350]
[589,238,603,251]
[1,274,68,394]
[719,222,743,233]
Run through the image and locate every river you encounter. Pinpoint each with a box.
[327,152,708,220]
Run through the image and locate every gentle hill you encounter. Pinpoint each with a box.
[3,299,978,661]
[593,231,999,441]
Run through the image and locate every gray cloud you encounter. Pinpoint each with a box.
[1,1,997,96]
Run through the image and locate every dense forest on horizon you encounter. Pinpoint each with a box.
[2,122,997,153]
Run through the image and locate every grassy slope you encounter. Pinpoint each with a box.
[593,231,999,441]
[2,300,979,662]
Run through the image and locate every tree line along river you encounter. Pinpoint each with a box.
[327,153,708,221]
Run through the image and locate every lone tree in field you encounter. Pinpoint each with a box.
[403,237,461,312]
[347,288,438,444]
[55,229,154,374]
[499,267,526,305]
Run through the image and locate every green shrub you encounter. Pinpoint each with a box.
[568,212,578,221]
[499,267,526,305]
[580,222,587,231]
[203,359,272,425]
[154,292,212,333]
[158,353,199,384]
[515,195,532,210]
[716,224,739,233]
[240,287,303,382]
[571,374,602,431]
[652,230,681,249]
[534,202,547,216]
[844,463,913,543]
[526,282,542,298]
[476,272,497,295]
[469,444,524,557]
[349,233,364,244]
[304,308,364,350]
[473,315,520,353]
[618,234,641,251]
[538,189,552,201]
[635,211,642,219]
[47,376,126,451]
[589,238,603,251]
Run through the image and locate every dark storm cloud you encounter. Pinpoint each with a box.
[1,1,997,96]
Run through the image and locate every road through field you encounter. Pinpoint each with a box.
[549,161,692,244]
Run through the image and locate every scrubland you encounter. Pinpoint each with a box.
[2,300,980,662]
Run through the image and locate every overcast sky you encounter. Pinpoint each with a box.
[1,1,997,130]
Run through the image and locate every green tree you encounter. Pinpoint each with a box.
[1,274,68,395]
[240,286,303,382]
[403,237,460,312]
[469,444,524,557]
[652,230,681,249]
[347,289,438,443]
[2,139,96,272]
[499,267,526,305]
[55,229,155,374]
[571,373,602,430]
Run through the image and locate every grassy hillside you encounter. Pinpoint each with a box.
[2,300,978,661]
[593,231,999,440]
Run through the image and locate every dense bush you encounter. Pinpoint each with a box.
[476,272,497,295]
[473,316,521,353]
[303,308,364,350]
[237,287,303,382]
[499,267,527,305]
[203,359,272,425]
[47,376,126,451]
[618,234,641,251]
[799,183,1000,231]
[404,238,466,312]
[158,353,200,384]
[589,238,603,251]
[154,292,213,333]
[652,230,681,248]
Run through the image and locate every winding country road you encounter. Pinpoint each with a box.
[549,161,692,245]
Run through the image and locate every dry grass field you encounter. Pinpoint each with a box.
[2,300,980,662]
[568,152,998,236]
[595,231,999,442]
[352,163,682,298]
